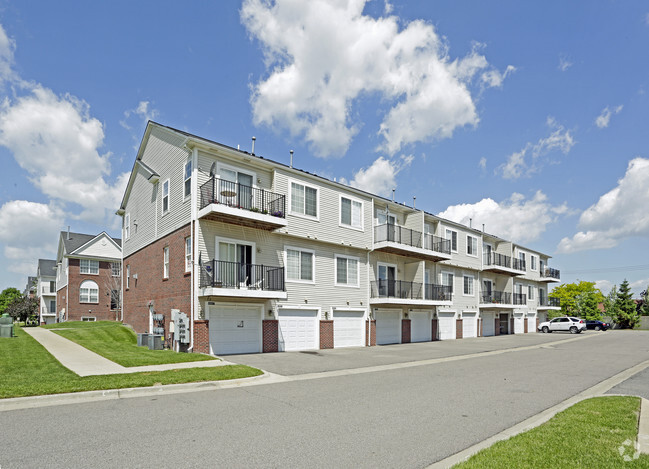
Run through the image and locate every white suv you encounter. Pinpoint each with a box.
[538,317,586,334]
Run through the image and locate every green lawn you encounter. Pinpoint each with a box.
[0,326,262,399]
[44,321,215,367]
[454,396,649,468]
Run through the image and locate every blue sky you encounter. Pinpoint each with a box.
[1,0,648,297]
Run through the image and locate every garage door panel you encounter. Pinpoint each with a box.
[514,315,525,334]
[438,312,455,340]
[210,306,261,355]
[482,312,495,336]
[410,311,431,343]
[376,310,401,345]
[334,311,365,348]
[462,313,477,338]
[278,309,318,352]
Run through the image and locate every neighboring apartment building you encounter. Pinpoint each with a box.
[36,259,57,325]
[23,276,37,298]
[56,230,122,322]
[118,122,561,355]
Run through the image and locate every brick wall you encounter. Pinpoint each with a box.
[495,317,500,336]
[456,319,463,339]
[263,320,278,352]
[431,319,438,341]
[194,320,209,354]
[366,319,376,346]
[123,224,191,342]
[319,320,334,349]
[66,258,120,321]
[510,316,514,335]
[401,319,411,344]
[524,318,528,333]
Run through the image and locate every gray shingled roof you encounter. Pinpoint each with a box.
[38,259,57,276]
[60,231,122,254]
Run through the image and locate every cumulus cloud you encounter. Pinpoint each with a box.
[438,191,570,244]
[241,0,513,157]
[558,158,649,253]
[594,280,614,296]
[595,105,623,129]
[339,155,413,197]
[500,117,575,179]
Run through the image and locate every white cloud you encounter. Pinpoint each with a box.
[594,280,614,296]
[558,158,649,253]
[120,100,160,131]
[500,117,575,179]
[595,105,623,129]
[241,0,513,157]
[630,278,649,294]
[438,191,570,244]
[0,23,15,84]
[558,55,572,72]
[339,155,413,197]
[478,157,487,170]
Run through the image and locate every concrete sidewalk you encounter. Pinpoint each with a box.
[23,327,229,377]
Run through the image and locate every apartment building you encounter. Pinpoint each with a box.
[36,259,57,325]
[118,122,561,355]
[56,230,122,322]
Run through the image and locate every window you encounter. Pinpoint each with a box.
[162,179,170,215]
[111,262,121,277]
[79,280,99,303]
[286,248,314,282]
[467,236,478,256]
[463,275,474,296]
[335,255,359,286]
[519,252,526,269]
[340,196,363,230]
[126,265,130,289]
[49,280,55,292]
[82,316,96,322]
[531,255,537,270]
[49,300,56,313]
[185,237,192,272]
[163,246,170,279]
[377,210,396,226]
[445,229,458,252]
[110,289,120,310]
[80,259,99,275]
[124,213,130,240]
[290,181,318,218]
[184,158,192,198]
[528,285,535,301]
[441,271,454,293]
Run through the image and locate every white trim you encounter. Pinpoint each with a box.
[79,279,99,304]
[80,259,99,275]
[288,178,319,221]
[338,194,364,231]
[334,254,360,288]
[284,245,316,284]
[277,304,322,320]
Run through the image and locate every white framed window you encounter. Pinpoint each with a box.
[518,251,526,269]
[285,247,315,283]
[126,265,130,289]
[340,196,363,230]
[163,246,170,279]
[124,213,130,240]
[376,209,396,226]
[111,262,121,277]
[184,158,192,199]
[467,235,478,257]
[81,316,97,322]
[531,255,537,270]
[441,271,454,294]
[289,180,318,219]
[528,285,535,301]
[335,255,359,287]
[185,236,192,273]
[80,259,99,275]
[463,275,474,296]
[162,179,170,215]
[445,229,458,252]
[79,280,99,303]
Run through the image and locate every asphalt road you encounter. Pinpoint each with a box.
[2,331,649,469]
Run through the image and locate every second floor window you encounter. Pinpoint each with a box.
[126,265,130,289]
[286,248,314,282]
[467,236,478,256]
[445,229,458,252]
[441,272,454,293]
[335,255,359,286]
[531,255,537,270]
[111,262,121,277]
[340,197,362,229]
[79,280,99,303]
[463,275,474,295]
[80,259,99,275]
[290,182,317,218]
[184,158,192,198]
[528,285,535,301]
[162,179,170,214]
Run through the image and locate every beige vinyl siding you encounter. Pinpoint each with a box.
[439,224,482,271]
[122,165,158,257]
[196,150,274,197]
[403,210,423,232]
[58,257,69,289]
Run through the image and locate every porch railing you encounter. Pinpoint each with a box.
[424,284,453,301]
[541,267,560,280]
[512,293,527,305]
[512,258,526,272]
[480,290,512,305]
[539,297,560,307]
[375,224,451,255]
[371,280,422,300]
[199,177,286,218]
[483,252,512,269]
[199,260,285,291]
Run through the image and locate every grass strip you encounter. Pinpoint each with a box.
[1,327,261,399]
[44,321,215,367]
[454,396,649,468]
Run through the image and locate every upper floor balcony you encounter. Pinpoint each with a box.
[373,224,452,261]
[370,280,452,306]
[479,290,517,308]
[198,177,287,230]
[538,296,561,310]
[198,259,287,300]
[483,252,526,276]
[540,267,561,282]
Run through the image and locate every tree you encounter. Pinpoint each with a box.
[5,295,39,324]
[0,287,22,315]
[603,285,619,320]
[575,291,601,321]
[610,279,640,329]
[639,287,649,316]
[550,281,605,318]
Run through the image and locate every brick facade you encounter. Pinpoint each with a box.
[510,316,515,334]
[401,319,411,344]
[263,320,279,352]
[319,320,334,349]
[123,224,191,343]
[194,320,209,354]
[431,319,438,341]
[456,319,463,339]
[524,319,528,333]
[366,320,376,346]
[495,317,500,336]
[64,258,121,322]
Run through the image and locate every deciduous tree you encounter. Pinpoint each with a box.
[550,281,604,318]
[0,287,22,315]
[5,295,39,324]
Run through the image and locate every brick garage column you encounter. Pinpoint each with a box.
[193,320,209,354]
[495,317,500,336]
[524,318,528,333]
[456,319,463,339]
[510,316,515,334]
[320,320,334,349]
[536,317,540,331]
[263,320,279,353]
[431,319,438,341]
[401,319,411,344]
[366,320,376,346]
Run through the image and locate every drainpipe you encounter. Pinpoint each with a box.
[190,146,198,352]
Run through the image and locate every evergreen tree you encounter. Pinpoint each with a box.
[612,279,639,329]
[576,291,601,321]
[640,287,649,316]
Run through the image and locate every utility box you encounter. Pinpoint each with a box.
[172,310,190,344]
[0,314,13,338]
[148,334,163,350]
[137,333,149,347]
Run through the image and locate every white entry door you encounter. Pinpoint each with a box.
[209,305,262,355]
[278,309,318,351]
[375,309,401,345]
[527,313,536,333]
[410,311,432,343]
[438,312,456,340]
[334,310,365,348]
[462,312,477,338]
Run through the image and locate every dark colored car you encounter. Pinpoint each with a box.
[585,320,610,331]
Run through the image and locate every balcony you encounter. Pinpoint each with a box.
[540,267,561,282]
[512,293,527,305]
[198,260,287,300]
[373,224,452,261]
[538,297,561,310]
[198,177,287,230]
[483,252,526,276]
[370,280,452,306]
[479,290,516,308]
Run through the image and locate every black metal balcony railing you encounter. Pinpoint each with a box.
[199,177,286,218]
[483,252,512,269]
[424,284,453,301]
[541,267,561,280]
[512,258,526,272]
[481,290,512,305]
[199,260,285,292]
[371,280,422,299]
[539,297,560,307]
[374,224,451,255]
[513,293,527,305]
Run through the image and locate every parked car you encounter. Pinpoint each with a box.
[538,317,586,334]
[585,320,610,331]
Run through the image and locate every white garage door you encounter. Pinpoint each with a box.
[209,305,261,355]
[410,311,432,343]
[527,314,536,333]
[514,314,525,334]
[482,312,495,336]
[438,312,456,340]
[462,313,477,338]
[334,310,365,348]
[278,309,318,352]
[376,310,401,345]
